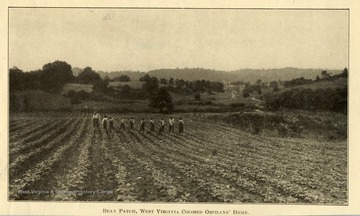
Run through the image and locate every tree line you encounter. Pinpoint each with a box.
[9,61,173,112]
[10,61,74,94]
[264,87,347,113]
[239,68,348,98]
[9,62,110,94]
[139,74,224,94]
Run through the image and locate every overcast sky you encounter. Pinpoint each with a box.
[9,8,348,72]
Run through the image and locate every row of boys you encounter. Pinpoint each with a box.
[92,113,184,133]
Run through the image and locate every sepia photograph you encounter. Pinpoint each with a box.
[2,1,360,215]
[7,7,349,204]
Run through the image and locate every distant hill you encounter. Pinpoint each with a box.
[97,71,146,81]
[147,68,343,83]
[80,67,343,83]
[147,68,227,82]
[72,68,146,81]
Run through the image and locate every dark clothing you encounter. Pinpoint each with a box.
[169,118,175,133]
[109,119,114,131]
[159,125,164,133]
[169,125,174,133]
[139,121,145,132]
[130,121,134,130]
[93,116,99,127]
[179,122,184,133]
[150,122,155,132]
[102,118,109,134]
[159,121,165,133]
[120,122,125,130]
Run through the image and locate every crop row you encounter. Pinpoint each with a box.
[9,118,85,200]
[8,112,347,203]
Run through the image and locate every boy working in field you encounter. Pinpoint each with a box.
[159,118,165,133]
[92,113,99,127]
[120,118,126,130]
[92,113,96,126]
[109,116,114,132]
[169,117,175,134]
[129,117,135,131]
[139,118,145,133]
[179,118,184,133]
[102,115,109,132]
[149,118,155,132]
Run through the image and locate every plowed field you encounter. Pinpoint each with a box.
[8,112,347,204]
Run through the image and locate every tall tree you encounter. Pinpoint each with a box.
[142,77,159,97]
[160,78,168,84]
[342,67,348,77]
[256,79,262,85]
[149,87,174,113]
[40,60,74,93]
[9,67,24,92]
[169,78,174,85]
[76,67,101,84]
[139,74,151,82]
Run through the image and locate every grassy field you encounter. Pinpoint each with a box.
[9,111,347,203]
[62,83,93,94]
[274,77,347,94]
[10,90,72,111]
[171,91,260,106]
[73,100,150,112]
[109,81,144,89]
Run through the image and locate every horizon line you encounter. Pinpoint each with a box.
[11,65,346,73]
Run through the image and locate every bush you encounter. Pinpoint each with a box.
[149,87,174,113]
[251,126,261,135]
[230,102,246,108]
[283,77,313,88]
[70,97,81,104]
[113,75,131,82]
[243,92,250,98]
[194,93,201,101]
[66,90,91,102]
[277,123,289,137]
[263,94,281,111]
